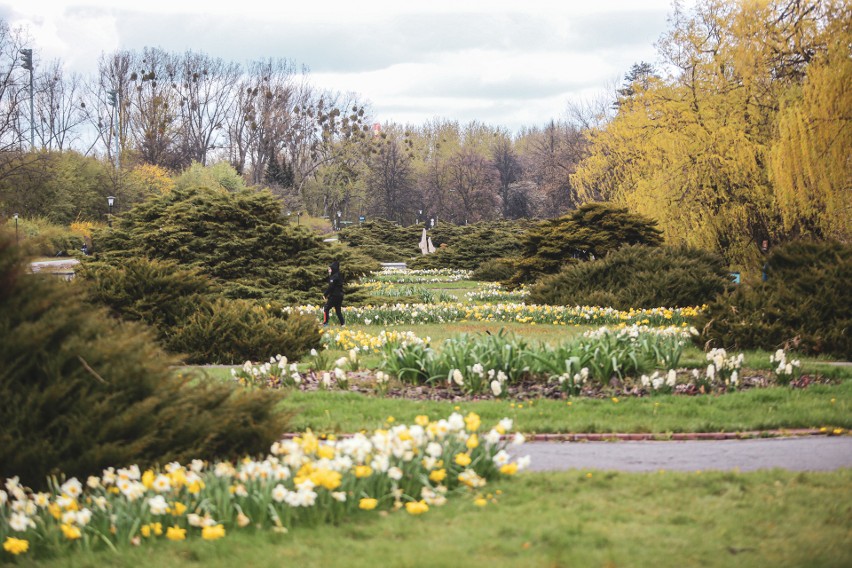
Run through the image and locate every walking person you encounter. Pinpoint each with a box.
[323,260,345,326]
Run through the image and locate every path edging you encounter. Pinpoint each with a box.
[281,428,846,441]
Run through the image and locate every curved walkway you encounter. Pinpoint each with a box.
[509,436,852,472]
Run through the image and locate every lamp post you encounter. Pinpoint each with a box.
[107,196,115,227]
[336,210,341,231]
[13,213,18,243]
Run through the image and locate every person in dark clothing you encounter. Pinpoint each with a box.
[323,260,345,326]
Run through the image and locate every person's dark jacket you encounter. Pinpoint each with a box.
[325,261,344,298]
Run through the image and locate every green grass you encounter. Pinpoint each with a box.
[276,382,852,434]
[184,364,851,434]
[22,469,852,568]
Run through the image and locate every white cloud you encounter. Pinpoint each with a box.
[1,0,688,132]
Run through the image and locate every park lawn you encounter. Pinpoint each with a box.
[21,469,852,568]
[277,382,852,434]
[185,363,851,435]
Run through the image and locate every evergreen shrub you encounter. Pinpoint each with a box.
[92,185,380,303]
[529,245,731,309]
[0,231,290,488]
[507,203,663,287]
[338,218,423,261]
[471,258,517,282]
[80,257,321,363]
[170,298,321,364]
[408,221,529,271]
[698,240,851,357]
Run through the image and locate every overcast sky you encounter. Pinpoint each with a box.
[2,0,685,133]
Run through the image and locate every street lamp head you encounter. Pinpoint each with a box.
[107,196,116,207]
[13,213,18,220]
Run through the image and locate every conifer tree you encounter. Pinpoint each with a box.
[0,231,291,487]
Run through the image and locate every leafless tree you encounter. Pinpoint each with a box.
[34,61,86,151]
[445,147,499,223]
[365,131,415,223]
[172,51,240,167]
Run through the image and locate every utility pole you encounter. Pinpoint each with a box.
[19,48,34,150]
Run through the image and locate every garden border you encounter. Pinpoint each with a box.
[280,428,844,441]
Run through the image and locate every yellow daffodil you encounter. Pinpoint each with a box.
[61,523,82,540]
[405,500,429,515]
[464,412,481,432]
[316,445,335,460]
[201,524,226,541]
[3,537,29,555]
[454,453,472,467]
[354,465,373,478]
[359,498,378,510]
[141,470,155,489]
[429,469,447,483]
[166,526,186,541]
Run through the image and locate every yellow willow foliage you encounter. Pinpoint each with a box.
[770,12,852,241]
[126,163,175,196]
[572,0,839,263]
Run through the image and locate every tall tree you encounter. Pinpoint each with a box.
[517,120,585,216]
[172,51,240,167]
[365,128,415,223]
[769,5,851,240]
[572,0,841,262]
[34,61,86,151]
[491,134,522,218]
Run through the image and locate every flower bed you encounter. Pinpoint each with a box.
[0,413,528,559]
[284,302,704,327]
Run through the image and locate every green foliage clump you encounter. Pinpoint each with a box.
[0,151,114,224]
[170,298,321,364]
[471,258,517,282]
[338,218,423,261]
[92,184,380,303]
[4,216,84,256]
[0,231,290,488]
[530,245,731,309]
[508,203,664,287]
[81,257,321,364]
[698,240,851,357]
[408,220,530,271]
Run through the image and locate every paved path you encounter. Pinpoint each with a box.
[30,258,80,271]
[510,437,852,472]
